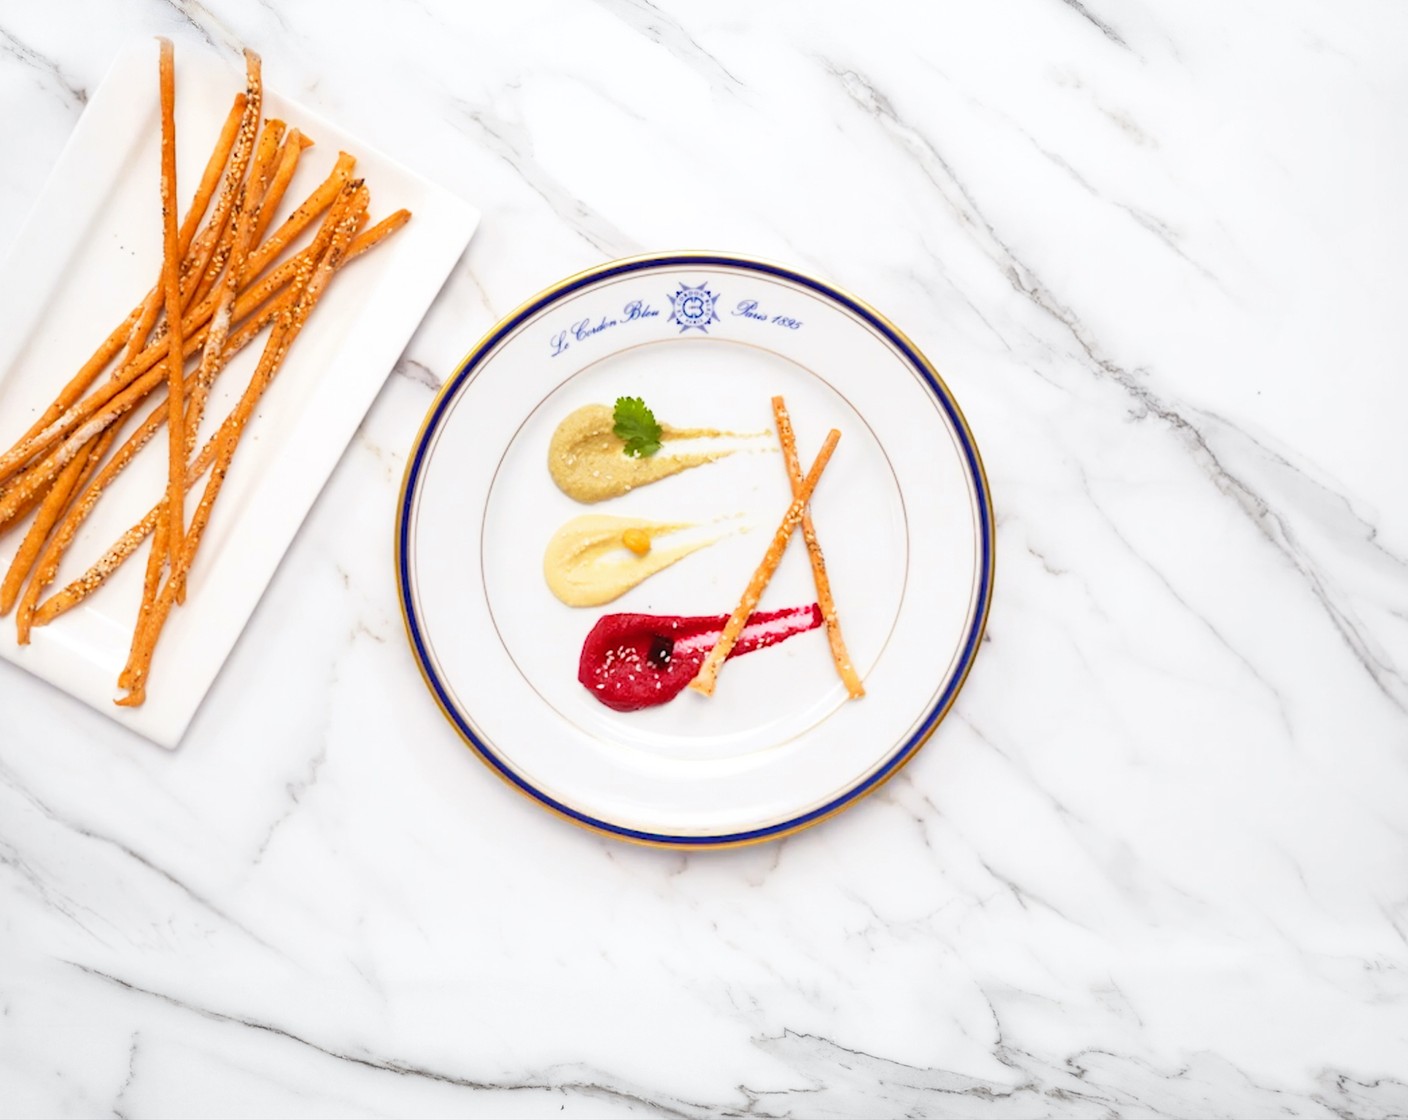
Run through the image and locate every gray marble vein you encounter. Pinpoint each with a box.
[154,0,244,53]
[447,97,641,258]
[1055,0,1129,51]
[0,27,86,107]
[0,760,274,949]
[590,0,745,95]
[826,59,1408,713]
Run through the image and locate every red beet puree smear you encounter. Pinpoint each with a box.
[579,603,823,712]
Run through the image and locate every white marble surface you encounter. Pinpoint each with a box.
[1,1,1406,1116]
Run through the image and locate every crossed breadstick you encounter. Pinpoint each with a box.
[688,395,864,699]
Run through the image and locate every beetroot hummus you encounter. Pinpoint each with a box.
[578,603,823,712]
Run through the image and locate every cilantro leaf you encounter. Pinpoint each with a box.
[613,396,663,458]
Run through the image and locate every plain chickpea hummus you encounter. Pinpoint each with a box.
[543,515,719,607]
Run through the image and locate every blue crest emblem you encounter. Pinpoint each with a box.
[667,282,720,334]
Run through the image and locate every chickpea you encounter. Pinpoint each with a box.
[622,528,651,556]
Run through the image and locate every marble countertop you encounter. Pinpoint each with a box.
[2,1,1406,1116]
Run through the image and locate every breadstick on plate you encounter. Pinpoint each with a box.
[116,90,249,383]
[0,92,248,468]
[27,205,414,630]
[7,201,410,566]
[161,118,284,611]
[689,427,841,697]
[127,518,168,671]
[188,115,286,438]
[118,184,370,704]
[34,396,231,632]
[244,151,355,281]
[182,51,262,311]
[9,90,256,615]
[0,320,227,530]
[0,434,105,616]
[771,397,864,698]
[156,38,190,590]
[172,115,284,473]
[179,94,249,258]
[191,116,284,314]
[251,128,311,247]
[0,147,359,484]
[0,40,413,706]
[0,469,53,538]
[21,271,301,639]
[121,182,362,680]
[0,409,118,530]
[35,362,242,632]
[176,87,254,301]
[24,306,278,637]
[0,95,262,487]
[0,251,280,486]
[15,275,299,638]
[167,181,370,607]
[0,189,393,545]
[0,316,136,465]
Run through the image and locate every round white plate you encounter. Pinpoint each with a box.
[397,254,993,847]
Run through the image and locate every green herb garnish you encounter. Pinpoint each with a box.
[612,396,663,458]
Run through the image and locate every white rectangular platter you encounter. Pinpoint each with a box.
[0,43,479,747]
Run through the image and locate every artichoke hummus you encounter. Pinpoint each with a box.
[547,404,736,503]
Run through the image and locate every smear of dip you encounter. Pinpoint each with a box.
[544,515,722,607]
[579,603,823,711]
[548,403,753,503]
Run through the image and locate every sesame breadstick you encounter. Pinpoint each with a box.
[159,117,284,611]
[181,50,262,313]
[250,128,311,247]
[15,289,292,641]
[134,120,285,631]
[118,183,369,704]
[689,428,841,697]
[0,92,248,472]
[157,38,190,599]
[26,209,410,631]
[0,207,336,498]
[772,397,864,698]
[0,152,359,487]
[116,88,252,386]
[0,432,107,615]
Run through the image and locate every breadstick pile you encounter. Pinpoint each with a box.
[688,396,865,699]
[0,40,410,705]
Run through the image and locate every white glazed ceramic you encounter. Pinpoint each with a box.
[398,255,994,846]
[0,43,479,746]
